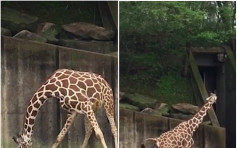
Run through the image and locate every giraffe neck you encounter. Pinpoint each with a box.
[188,101,214,133]
[22,85,51,141]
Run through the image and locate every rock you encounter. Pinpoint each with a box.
[59,39,115,53]
[1,27,12,36]
[141,108,154,114]
[141,108,162,116]
[1,7,39,34]
[37,22,59,44]
[62,22,115,40]
[13,30,47,43]
[119,92,125,101]
[122,93,158,110]
[155,103,170,116]
[172,103,199,115]
[119,103,140,111]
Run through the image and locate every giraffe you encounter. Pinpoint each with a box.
[146,93,217,148]
[12,69,117,148]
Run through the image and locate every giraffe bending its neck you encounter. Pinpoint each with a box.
[146,93,217,148]
[13,69,117,148]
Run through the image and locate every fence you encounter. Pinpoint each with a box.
[119,109,226,148]
[1,36,118,148]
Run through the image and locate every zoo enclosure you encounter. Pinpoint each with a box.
[1,36,118,148]
[120,109,225,148]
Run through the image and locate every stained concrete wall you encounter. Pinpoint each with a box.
[120,109,226,148]
[1,36,118,148]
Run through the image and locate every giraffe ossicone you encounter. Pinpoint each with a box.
[13,69,117,148]
[146,93,217,148]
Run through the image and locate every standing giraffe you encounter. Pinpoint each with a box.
[12,69,117,148]
[146,93,217,148]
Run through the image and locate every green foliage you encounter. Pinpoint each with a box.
[120,1,235,104]
[1,1,102,27]
[156,74,194,104]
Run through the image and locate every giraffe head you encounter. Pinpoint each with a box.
[206,93,217,104]
[146,138,159,148]
[12,133,32,148]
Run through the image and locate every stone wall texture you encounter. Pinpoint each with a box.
[120,109,226,148]
[1,36,118,148]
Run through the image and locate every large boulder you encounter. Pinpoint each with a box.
[59,39,115,53]
[172,103,199,115]
[62,22,115,40]
[37,22,59,44]
[1,7,39,34]
[141,108,162,116]
[120,103,140,111]
[122,93,158,110]
[13,30,47,43]
[1,27,12,36]
[154,103,170,116]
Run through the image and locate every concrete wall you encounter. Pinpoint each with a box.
[1,36,118,148]
[120,109,226,148]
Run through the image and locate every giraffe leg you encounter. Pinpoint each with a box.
[104,100,118,148]
[51,112,77,148]
[84,110,107,148]
[81,116,93,148]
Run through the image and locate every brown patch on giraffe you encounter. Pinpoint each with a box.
[55,81,61,87]
[27,106,33,113]
[72,73,80,78]
[83,75,90,79]
[25,118,29,124]
[62,79,69,88]
[29,118,34,125]
[46,84,57,92]
[33,102,40,108]
[199,111,205,116]
[78,77,85,81]
[70,77,77,84]
[38,92,43,98]
[182,140,187,146]
[54,91,60,97]
[32,96,37,102]
[77,93,87,101]
[50,78,57,83]
[54,72,62,77]
[32,110,37,116]
[68,89,74,96]
[39,97,46,104]
[85,79,93,86]
[93,93,100,99]
[37,86,44,92]
[24,123,27,129]
[58,74,68,80]
[92,78,98,83]
[59,88,68,96]
[70,85,80,91]
[64,70,73,75]
[94,84,101,92]
[65,97,70,106]
[87,88,96,97]
[27,127,31,133]
[77,81,86,90]
[70,100,78,108]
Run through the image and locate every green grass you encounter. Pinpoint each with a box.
[120,73,195,105]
